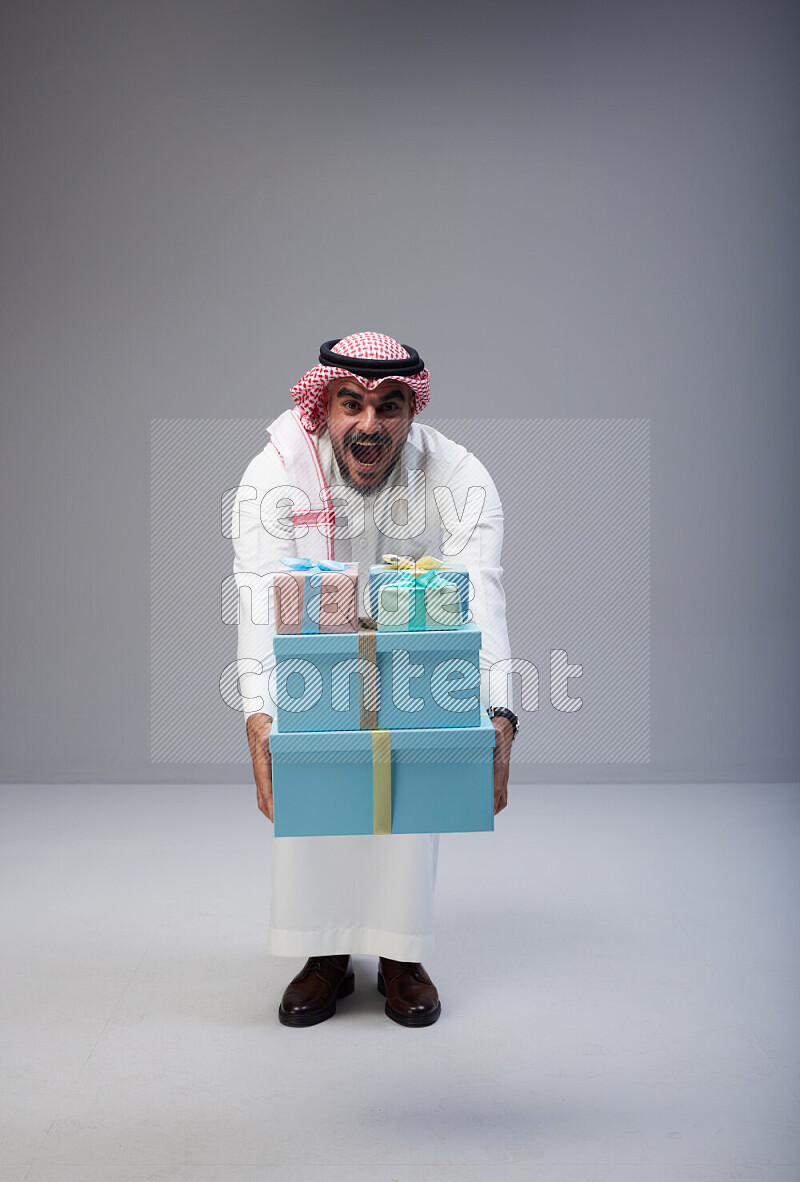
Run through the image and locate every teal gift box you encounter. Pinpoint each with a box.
[269,713,496,836]
[375,575,462,632]
[368,560,471,629]
[273,623,483,733]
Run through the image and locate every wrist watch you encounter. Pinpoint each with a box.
[486,706,519,740]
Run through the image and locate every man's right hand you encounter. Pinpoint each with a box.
[246,713,274,821]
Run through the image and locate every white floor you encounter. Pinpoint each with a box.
[0,781,798,1182]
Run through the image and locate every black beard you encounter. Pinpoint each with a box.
[330,435,404,494]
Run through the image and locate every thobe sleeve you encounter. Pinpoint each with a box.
[442,452,513,711]
[230,440,296,722]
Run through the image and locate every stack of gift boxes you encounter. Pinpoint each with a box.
[268,555,496,837]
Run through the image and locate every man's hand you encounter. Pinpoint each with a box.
[246,713,274,821]
[490,715,513,815]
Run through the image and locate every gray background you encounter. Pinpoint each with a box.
[1,0,797,783]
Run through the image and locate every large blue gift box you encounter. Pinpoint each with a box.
[269,713,496,837]
[273,623,483,733]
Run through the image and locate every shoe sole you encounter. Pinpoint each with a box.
[278,970,355,1027]
[377,971,442,1027]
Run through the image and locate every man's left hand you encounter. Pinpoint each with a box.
[490,715,513,815]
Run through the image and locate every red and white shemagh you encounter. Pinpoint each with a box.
[288,331,431,433]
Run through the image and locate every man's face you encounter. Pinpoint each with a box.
[325,376,413,492]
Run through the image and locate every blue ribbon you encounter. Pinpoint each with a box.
[280,558,348,573]
[301,574,321,634]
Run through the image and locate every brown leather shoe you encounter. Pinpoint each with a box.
[377,958,441,1027]
[278,955,354,1027]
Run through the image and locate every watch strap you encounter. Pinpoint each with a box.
[487,706,519,740]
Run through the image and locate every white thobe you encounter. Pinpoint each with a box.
[232,418,512,959]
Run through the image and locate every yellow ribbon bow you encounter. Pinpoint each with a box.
[380,553,445,575]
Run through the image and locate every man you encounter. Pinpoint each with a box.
[232,332,517,1027]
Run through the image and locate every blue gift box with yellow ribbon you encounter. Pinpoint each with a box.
[273,622,483,733]
[368,555,471,630]
[269,713,496,836]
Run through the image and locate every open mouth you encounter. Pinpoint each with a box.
[349,440,388,469]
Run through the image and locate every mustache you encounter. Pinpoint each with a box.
[346,431,392,448]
